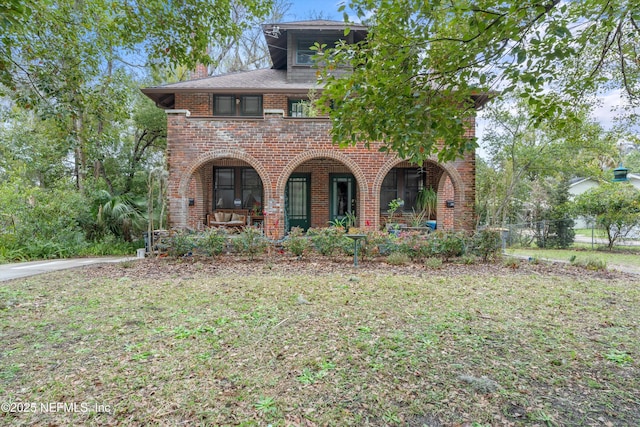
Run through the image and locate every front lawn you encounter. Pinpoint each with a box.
[1,258,638,426]
[507,247,640,270]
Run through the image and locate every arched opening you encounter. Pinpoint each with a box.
[377,160,454,230]
[284,158,360,232]
[181,156,267,230]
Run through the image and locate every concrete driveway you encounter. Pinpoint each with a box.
[0,257,136,282]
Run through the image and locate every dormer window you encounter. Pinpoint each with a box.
[296,39,317,65]
[296,37,339,66]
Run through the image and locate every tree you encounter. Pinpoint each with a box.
[476,93,618,226]
[317,0,640,163]
[0,0,271,190]
[573,182,640,250]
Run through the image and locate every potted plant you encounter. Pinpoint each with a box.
[386,198,405,234]
[416,187,437,220]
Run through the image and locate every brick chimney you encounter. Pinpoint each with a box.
[191,63,209,79]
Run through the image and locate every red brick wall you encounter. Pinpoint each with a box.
[164,97,476,238]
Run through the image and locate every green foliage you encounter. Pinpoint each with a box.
[319,0,639,162]
[386,251,410,266]
[386,198,403,223]
[232,227,268,260]
[424,257,443,269]
[307,227,347,257]
[168,231,196,258]
[197,228,228,257]
[416,187,437,219]
[431,231,469,261]
[573,182,640,249]
[0,179,90,260]
[393,231,435,260]
[471,229,502,262]
[570,256,607,271]
[283,227,311,257]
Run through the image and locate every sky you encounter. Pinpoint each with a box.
[285,0,344,21]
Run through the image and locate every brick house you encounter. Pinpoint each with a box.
[142,20,483,239]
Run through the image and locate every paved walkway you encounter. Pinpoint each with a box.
[0,257,137,282]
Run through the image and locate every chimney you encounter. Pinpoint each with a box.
[191,63,209,79]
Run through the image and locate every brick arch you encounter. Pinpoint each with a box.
[276,149,369,200]
[172,149,273,229]
[178,149,273,198]
[373,156,466,229]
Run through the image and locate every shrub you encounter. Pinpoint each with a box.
[198,228,228,256]
[432,231,468,261]
[168,231,195,257]
[360,230,393,258]
[232,227,269,260]
[395,231,434,260]
[387,251,410,265]
[471,229,502,261]
[424,257,443,269]
[571,256,607,271]
[283,227,311,257]
[307,227,345,257]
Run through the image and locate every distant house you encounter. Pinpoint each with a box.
[569,174,640,228]
[141,20,488,239]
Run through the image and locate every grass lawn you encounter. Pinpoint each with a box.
[506,246,640,270]
[1,257,639,426]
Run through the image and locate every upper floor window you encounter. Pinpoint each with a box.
[296,39,317,65]
[289,99,312,117]
[213,95,263,116]
[296,37,338,65]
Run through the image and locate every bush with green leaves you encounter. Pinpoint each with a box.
[394,231,435,259]
[168,231,196,257]
[283,227,311,257]
[197,228,228,257]
[232,227,269,260]
[361,230,395,258]
[386,251,410,265]
[0,180,90,260]
[307,227,346,257]
[431,231,469,261]
[471,229,502,261]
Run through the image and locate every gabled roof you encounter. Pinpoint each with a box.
[262,19,368,70]
[141,69,323,108]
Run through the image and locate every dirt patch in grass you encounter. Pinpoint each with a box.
[1,255,639,426]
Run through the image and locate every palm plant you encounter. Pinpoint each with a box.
[416,187,437,219]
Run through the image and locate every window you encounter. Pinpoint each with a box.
[213,95,263,116]
[289,99,310,117]
[214,95,235,116]
[380,170,397,212]
[296,37,338,65]
[296,39,316,65]
[214,168,235,209]
[241,95,262,116]
[380,168,426,212]
[213,167,263,210]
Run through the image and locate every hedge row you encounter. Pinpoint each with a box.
[165,227,502,263]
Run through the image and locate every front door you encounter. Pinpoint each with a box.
[330,174,356,223]
[285,174,311,231]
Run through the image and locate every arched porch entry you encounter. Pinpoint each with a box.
[374,158,465,230]
[177,150,271,230]
[275,150,368,237]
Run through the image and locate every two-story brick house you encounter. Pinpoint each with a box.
[142,20,481,239]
